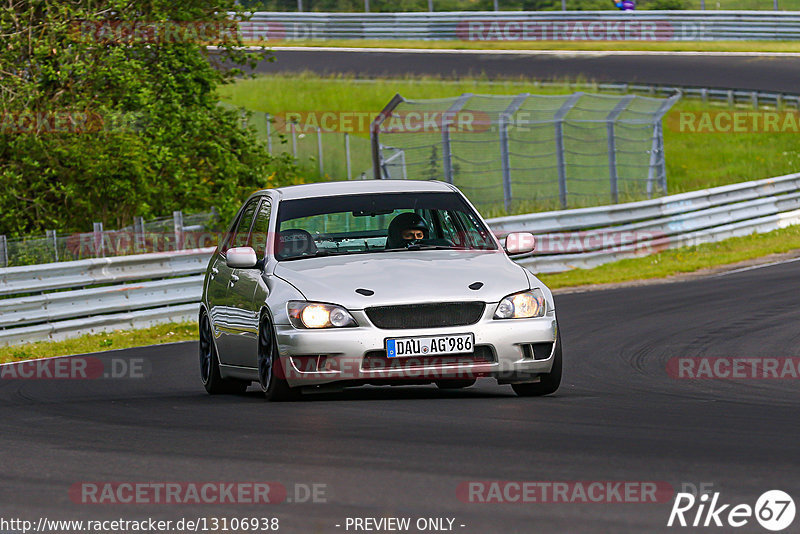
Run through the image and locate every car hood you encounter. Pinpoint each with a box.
[273,250,529,310]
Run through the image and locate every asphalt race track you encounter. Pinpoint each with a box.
[248,48,800,93]
[2,259,799,533]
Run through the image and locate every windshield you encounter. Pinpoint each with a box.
[275,191,497,261]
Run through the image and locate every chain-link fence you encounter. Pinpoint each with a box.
[239,110,376,180]
[0,211,219,268]
[371,91,679,212]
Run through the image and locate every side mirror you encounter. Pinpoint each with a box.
[226,246,258,269]
[504,232,536,255]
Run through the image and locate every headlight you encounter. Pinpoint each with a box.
[287,301,357,329]
[493,289,546,319]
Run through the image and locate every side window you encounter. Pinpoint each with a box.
[221,199,260,253]
[250,199,271,259]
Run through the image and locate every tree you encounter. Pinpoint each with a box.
[0,0,301,236]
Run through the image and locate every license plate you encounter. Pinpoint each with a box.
[386,333,474,358]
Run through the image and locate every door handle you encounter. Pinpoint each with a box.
[229,274,239,286]
[210,267,219,279]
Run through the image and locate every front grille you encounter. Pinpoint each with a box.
[362,345,496,370]
[365,302,485,329]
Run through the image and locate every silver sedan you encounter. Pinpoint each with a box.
[199,180,561,400]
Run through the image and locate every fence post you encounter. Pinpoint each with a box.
[173,210,184,251]
[345,133,352,180]
[291,122,297,159]
[553,93,583,209]
[442,93,472,184]
[266,112,273,153]
[606,95,635,204]
[499,93,529,212]
[0,235,7,268]
[46,229,58,262]
[647,93,680,197]
[371,94,405,180]
[134,216,145,253]
[317,127,324,176]
[93,222,104,258]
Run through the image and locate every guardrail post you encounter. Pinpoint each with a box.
[317,126,324,176]
[499,93,529,212]
[606,95,635,205]
[345,133,352,180]
[266,112,273,153]
[173,211,184,251]
[0,235,7,267]
[134,216,145,253]
[46,229,58,262]
[727,90,734,108]
[554,93,583,209]
[751,92,758,109]
[93,222,104,258]
[442,93,472,184]
[776,94,784,111]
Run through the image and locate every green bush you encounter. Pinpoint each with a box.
[0,0,303,237]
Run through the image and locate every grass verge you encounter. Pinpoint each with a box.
[250,39,800,54]
[0,322,197,364]
[538,223,800,289]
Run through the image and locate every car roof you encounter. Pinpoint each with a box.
[267,180,456,200]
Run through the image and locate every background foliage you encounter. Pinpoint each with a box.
[0,0,301,236]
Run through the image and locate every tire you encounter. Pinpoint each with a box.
[258,314,301,402]
[199,313,248,395]
[436,379,477,390]
[512,328,562,397]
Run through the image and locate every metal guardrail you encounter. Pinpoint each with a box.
[0,248,214,297]
[486,171,800,272]
[3,172,800,345]
[244,11,800,41]
[0,249,214,346]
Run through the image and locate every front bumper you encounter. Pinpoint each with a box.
[274,306,558,388]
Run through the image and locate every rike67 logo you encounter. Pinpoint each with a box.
[668,490,795,531]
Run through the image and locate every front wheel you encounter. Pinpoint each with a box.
[199,313,248,395]
[512,328,562,397]
[259,314,301,402]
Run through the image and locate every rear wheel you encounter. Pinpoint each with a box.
[512,328,562,397]
[436,379,476,390]
[199,313,248,395]
[259,314,301,402]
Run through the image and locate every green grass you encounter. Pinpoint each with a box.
[218,73,800,212]
[254,39,800,53]
[0,322,197,364]
[538,223,800,288]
